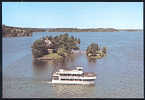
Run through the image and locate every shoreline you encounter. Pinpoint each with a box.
[3,30,143,38]
[32,50,86,61]
[3,25,143,38]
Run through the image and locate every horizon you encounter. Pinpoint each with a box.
[2,24,143,30]
[2,2,143,29]
[3,24,143,30]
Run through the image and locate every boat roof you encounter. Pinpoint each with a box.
[53,67,96,77]
[59,66,83,71]
[59,69,82,72]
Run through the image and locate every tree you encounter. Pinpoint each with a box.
[32,39,48,58]
[57,48,66,57]
[90,43,99,51]
[78,38,80,44]
[102,46,107,54]
[71,35,74,40]
[86,46,91,56]
[86,43,100,56]
[48,36,52,40]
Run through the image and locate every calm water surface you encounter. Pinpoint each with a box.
[3,32,144,98]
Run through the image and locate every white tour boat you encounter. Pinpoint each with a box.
[51,66,96,85]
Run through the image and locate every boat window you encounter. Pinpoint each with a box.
[52,76,59,80]
[82,79,95,81]
[61,79,66,80]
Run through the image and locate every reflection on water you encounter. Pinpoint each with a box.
[32,58,71,81]
[32,60,49,80]
[52,84,96,98]
[33,60,48,67]
[87,57,97,63]
[3,32,144,98]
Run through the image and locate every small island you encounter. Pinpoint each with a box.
[31,33,80,61]
[86,43,107,59]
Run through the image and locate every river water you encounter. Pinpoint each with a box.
[3,32,144,98]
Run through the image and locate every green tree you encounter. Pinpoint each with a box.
[57,48,66,57]
[86,43,100,56]
[90,43,99,51]
[32,40,48,58]
[102,46,107,54]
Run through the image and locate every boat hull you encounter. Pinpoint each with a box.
[51,80,95,85]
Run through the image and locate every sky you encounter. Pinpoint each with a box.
[2,2,143,29]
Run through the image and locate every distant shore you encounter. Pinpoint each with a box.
[2,25,143,37]
[2,25,46,37]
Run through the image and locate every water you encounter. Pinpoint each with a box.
[3,32,144,98]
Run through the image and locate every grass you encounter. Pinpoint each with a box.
[89,55,102,59]
[45,53,63,60]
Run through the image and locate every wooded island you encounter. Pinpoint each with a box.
[86,43,107,59]
[31,33,80,60]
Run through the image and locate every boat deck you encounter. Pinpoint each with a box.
[83,72,96,77]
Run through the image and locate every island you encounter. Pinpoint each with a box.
[86,43,107,59]
[31,33,80,61]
